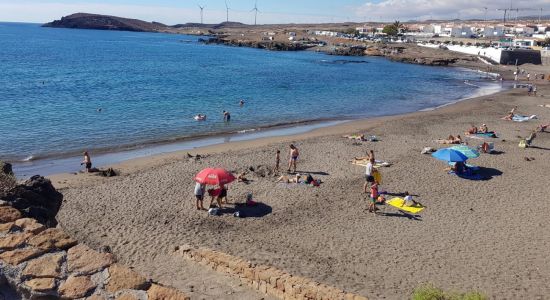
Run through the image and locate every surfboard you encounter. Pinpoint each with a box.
[386,197,424,214]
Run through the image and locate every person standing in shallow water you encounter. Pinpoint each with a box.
[81,151,92,173]
[223,110,231,122]
[287,144,299,173]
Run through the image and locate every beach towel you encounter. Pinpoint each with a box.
[386,197,424,214]
[512,115,537,122]
[474,132,497,138]
[351,159,391,168]
[448,171,484,180]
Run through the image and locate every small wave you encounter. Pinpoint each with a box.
[464,80,480,88]
[21,155,35,162]
[237,129,257,134]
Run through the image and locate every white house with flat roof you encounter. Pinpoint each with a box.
[483,26,505,37]
[451,26,473,37]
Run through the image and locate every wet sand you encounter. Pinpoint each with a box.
[50,73,550,299]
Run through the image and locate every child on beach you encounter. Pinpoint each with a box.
[287,144,299,173]
[368,181,379,213]
[194,182,206,210]
[81,151,92,173]
[275,150,280,172]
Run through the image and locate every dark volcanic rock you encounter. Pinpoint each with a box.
[199,37,314,51]
[0,161,12,176]
[2,176,63,227]
[43,13,169,32]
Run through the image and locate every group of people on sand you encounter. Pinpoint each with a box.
[193,182,229,211]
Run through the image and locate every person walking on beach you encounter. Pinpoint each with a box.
[81,151,92,173]
[223,110,231,122]
[194,182,206,210]
[275,150,280,173]
[287,144,299,173]
[363,157,375,194]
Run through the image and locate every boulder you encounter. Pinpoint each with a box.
[58,275,96,299]
[147,284,190,300]
[0,248,45,266]
[67,244,114,275]
[24,278,56,292]
[21,253,64,278]
[0,232,33,251]
[0,206,22,223]
[1,175,63,227]
[0,161,12,176]
[105,264,150,293]
[27,228,77,251]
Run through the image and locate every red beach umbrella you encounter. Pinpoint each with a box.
[194,168,235,186]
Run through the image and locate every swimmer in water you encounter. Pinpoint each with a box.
[223,110,231,122]
[239,99,245,106]
[97,108,102,112]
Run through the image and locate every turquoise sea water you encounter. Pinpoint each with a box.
[1,23,501,167]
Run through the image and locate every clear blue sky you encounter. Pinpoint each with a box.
[0,0,548,24]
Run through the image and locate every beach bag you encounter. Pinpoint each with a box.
[518,140,527,148]
[312,179,321,187]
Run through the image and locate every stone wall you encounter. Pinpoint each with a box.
[175,245,368,300]
[0,203,190,300]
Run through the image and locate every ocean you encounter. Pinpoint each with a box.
[0,22,503,176]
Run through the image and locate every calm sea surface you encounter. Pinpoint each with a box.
[0,22,501,163]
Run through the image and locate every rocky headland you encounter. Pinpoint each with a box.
[42,13,171,32]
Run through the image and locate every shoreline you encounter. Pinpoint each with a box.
[46,79,513,189]
[12,76,507,179]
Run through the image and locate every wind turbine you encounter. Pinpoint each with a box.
[225,0,230,22]
[251,0,260,25]
[198,4,205,24]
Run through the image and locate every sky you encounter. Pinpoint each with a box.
[0,0,549,24]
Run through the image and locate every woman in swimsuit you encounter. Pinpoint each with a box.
[287,144,299,173]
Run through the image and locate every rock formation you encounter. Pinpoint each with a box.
[1,176,62,228]
[43,13,170,32]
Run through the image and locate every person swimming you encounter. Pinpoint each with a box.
[194,114,206,121]
[239,99,245,106]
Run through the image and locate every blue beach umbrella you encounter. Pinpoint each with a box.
[431,148,468,162]
[450,145,480,159]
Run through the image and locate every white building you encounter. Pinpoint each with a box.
[513,38,536,48]
[514,26,535,35]
[451,26,473,37]
[422,24,442,34]
[483,26,505,37]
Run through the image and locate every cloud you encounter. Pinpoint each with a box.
[355,0,550,22]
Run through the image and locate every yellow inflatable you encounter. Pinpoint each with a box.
[386,197,424,214]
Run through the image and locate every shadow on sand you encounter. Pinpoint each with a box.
[377,210,423,221]
[218,202,272,218]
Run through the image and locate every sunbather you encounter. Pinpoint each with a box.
[403,192,421,207]
[437,135,462,144]
[445,161,467,175]
[537,123,549,132]
[480,142,490,153]
[501,112,514,120]
[465,125,478,135]
[344,134,365,141]
[276,174,301,184]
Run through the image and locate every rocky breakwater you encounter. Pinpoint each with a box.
[363,44,477,67]
[199,36,316,51]
[0,163,190,299]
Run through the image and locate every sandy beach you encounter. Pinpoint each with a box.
[48,66,550,299]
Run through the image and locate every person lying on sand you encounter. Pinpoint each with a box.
[237,172,249,183]
[354,150,375,162]
[465,125,478,135]
[437,135,462,144]
[403,192,422,207]
[343,134,365,141]
[501,112,514,121]
[276,174,301,184]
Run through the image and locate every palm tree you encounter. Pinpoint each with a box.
[392,20,404,34]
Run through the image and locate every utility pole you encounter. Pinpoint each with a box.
[483,7,488,23]
[198,5,205,24]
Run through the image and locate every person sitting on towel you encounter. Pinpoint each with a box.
[479,124,488,133]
